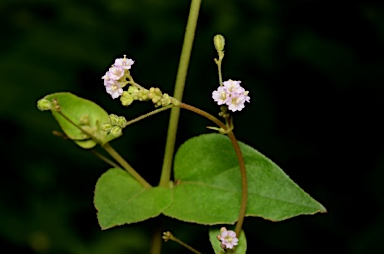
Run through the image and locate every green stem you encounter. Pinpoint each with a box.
[102,143,152,189]
[150,223,163,254]
[179,103,247,237]
[163,231,201,254]
[90,149,120,168]
[56,111,151,189]
[124,105,174,127]
[215,58,223,86]
[159,0,202,187]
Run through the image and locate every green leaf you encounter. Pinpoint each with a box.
[94,168,172,229]
[209,228,247,254]
[163,133,326,224]
[43,92,117,149]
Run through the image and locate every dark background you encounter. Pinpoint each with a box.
[1,0,383,253]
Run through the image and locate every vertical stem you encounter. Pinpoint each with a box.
[150,221,163,254]
[159,0,202,187]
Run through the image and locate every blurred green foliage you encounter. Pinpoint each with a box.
[1,0,384,253]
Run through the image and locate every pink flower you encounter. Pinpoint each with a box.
[212,79,250,112]
[223,80,243,94]
[102,55,135,99]
[114,55,134,70]
[108,66,125,80]
[212,86,229,105]
[102,71,115,86]
[218,227,238,249]
[105,81,123,99]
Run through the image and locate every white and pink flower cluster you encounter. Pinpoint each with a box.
[102,55,134,99]
[212,80,250,112]
[217,227,239,249]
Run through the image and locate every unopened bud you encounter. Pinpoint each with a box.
[121,91,134,106]
[109,114,119,125]
[110,126,122,137]
[100,122,113,132]
[117,116,126,128]
[214,34,225,55]
[37,99,52,111]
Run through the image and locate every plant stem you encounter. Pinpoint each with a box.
[90,149,120,168]
[215,58,223,86]
[124,105,174,128]
[227,132,247,236]
[55,111,151,189]
[102,142,152,189]
[159,0,202,188]
[150,223,163,254]
[163,231,201,254]
[178,102,247,237]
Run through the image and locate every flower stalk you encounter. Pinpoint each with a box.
[159,0,202,188]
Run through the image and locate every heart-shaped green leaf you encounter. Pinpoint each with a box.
[209,228,246,254]
[42,92,117,149]
[163,133,326,224]
[94,168,172,229]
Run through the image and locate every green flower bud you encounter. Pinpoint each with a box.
[37,99,52,111]
[100,122,113,132]
[127,86,137,94]
[117,116,126,128]
[110,126,122,137]
[121,91,134,106]
[109,114,119,125]
[214,34,225,55]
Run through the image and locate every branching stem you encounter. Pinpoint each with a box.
[178,103,247,237]
[56,111,151,189]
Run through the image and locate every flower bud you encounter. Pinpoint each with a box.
[213,34,225,54]
[117,116,126,128]
[110,126,122,137]
[109,114,119,125]
[37,99,52,111]
[121,92,134,106]
[100,122,113,132]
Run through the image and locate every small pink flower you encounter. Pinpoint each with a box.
[212,86,229,105]
[102,71,115,86]
[108,66,125,80]
[212,79,250,112]
[105,81,123,99]
[227,94,247,112]
[223,80,243,94]
[218,227,238,249]
[114,55,134,70]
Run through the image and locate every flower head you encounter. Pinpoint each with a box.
[102,55,134,99]
[217,227,238,249]
[212,79,250,112]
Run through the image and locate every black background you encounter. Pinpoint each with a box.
[1,0,383,253]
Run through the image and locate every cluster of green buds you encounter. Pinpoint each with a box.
[147,87,180,107]
[100,114,127,137]
[120,85,150,106]
[120,85,179,108]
